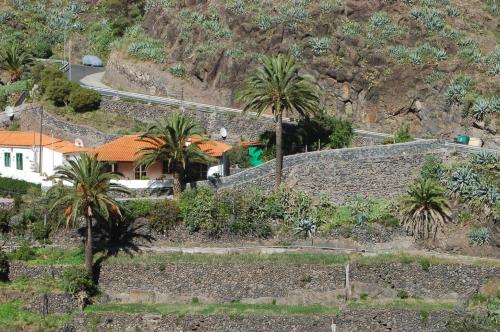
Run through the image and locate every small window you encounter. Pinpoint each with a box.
[162,160,171,174]
[4,152,10,167]
[15,153,23,170]
[104,163,119,173]
[134,165,146,180]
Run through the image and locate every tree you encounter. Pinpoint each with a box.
[400,178,452,240]
[137,112,213,196]
[237,54,321,190]
[49,154,130,275]
[0,45,33,83]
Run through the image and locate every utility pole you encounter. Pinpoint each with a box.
[39,107,43,173]
[68,39,72,81]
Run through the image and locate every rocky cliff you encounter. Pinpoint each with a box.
[105,0,499,147]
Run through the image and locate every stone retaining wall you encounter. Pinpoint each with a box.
[97,261,497,303]
[19,105,117,148]
[71,309,457,332]
[8,262,63,280]
[100,99,275,144]
[200,140,460,203]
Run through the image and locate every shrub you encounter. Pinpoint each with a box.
[169,63,186,78]
[45,79,75,106]
[0,176,39,196]
[29,34,53,59]
[29,221,51,243]
[125,199,155,220]
[62,266,97,296]
[227,144,251,169]
[468,227,490,246]
[384,124,413,144]
[149,199,180,234]
[397,290,410,299]
[10,241,35,261]
[68,87,101,112]
[420,258,431,271]
[38,66,64,92]
[421,156,444,181]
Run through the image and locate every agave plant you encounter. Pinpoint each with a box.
[468,227,490,246]
[294,219,317,246]
[471,97,493,121]
[473,150,499,166]
[447,166,481,197]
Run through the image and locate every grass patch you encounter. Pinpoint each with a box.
[0,300,71,331]
[348,298,458,311]
[105,252,351,266]
[42,101,149,135]
[86,302,339,316]
[15,248,500,268]
[0,276,63,294]
[20,247,84,266]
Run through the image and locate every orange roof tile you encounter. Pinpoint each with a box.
[0,131,89,154]
[94,135,232,162]
[239,141,263,147]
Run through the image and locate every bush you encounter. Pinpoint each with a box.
[45,78,75,106]
[62,266,97,296]
[68,87,101,112]
[421,156,444,181]
[29,34,53,58]
[125,199,155,220]
[419,258,431,271]
[0,249,8,281]
[383,124,413,144]
[468,227,490,246]
[149,199,180,234]
[0,210,11,233]
[10,241,35,261]
[397,290,410,299]
[227,145,251,169]
[39,66,64,93]
[169,63,186,78]
[29,221,51,243]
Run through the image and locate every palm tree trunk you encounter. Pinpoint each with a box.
[84,215,93,276]
[275,112,283,190]
[172,170,184,197]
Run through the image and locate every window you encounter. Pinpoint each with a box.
[4,152,10,167]
[104,163,119,173]
[134,165,147,180]
[162,160,171,174]
[15,153,23,170]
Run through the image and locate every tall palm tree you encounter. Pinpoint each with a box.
[237,54,321,190]
[0,45,33,83]
[400,178,452,240]
[49,153,130,275]
[137,112,213,196]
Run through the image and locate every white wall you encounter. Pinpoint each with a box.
[0,146,68,184]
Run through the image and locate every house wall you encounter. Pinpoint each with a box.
[0,146,43,183]
[116,161,164,180]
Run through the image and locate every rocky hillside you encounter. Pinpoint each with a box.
[123,0,499,146]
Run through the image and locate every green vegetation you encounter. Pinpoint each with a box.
[237,54,321,190]
[86,302,339,316]
[400,179,451,240]
[0,44,33,83]
[348,298,457,311]
[62,266,97,296]
[136,112,212,196]
[0,176,40,196]
[383,124,413,144]
[49,153,130,275]
[0,300,72,331]
[0,276,63,294]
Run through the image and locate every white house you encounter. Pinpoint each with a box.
[0,131,88,184]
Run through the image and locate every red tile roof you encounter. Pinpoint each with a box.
[0,131,89,154]
[94,135,232,162]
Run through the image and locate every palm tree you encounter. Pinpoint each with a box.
[237,54,321,190]
[137,112,213,196]
[400,178,452,240]
[0,45,33,83]
[49,153,130,275]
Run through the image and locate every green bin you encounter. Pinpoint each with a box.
[248,146,263,166]
[455,134,470,145]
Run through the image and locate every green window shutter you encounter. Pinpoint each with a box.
[4,153,10,167]
[16,153,23,170]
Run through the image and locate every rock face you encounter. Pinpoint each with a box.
[103,0,500,147]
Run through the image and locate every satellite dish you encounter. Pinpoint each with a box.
[74,138,84,147]
[220,127,227,140]
[5,106,14,119]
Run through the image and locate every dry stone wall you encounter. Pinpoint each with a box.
[203,140,457,203]
[71,309,456,332]
[19,105,117,148]
[96,261,497,303]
